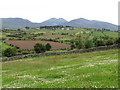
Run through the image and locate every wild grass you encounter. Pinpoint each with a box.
[2,49,118,88]
[0,42,12,51]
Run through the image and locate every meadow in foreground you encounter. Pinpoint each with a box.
[2,49,118,88]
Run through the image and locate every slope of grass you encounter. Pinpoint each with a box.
[0,42,12,51]
[2,49,118,88]
[0,42,12,59]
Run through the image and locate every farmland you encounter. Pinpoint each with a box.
[1,28,119,51]
[1,28,118,41]
[2,49,118,88]
[4,40,71,50]
[1,27,119,57]
[1,27,119,88]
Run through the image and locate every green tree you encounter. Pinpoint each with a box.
[94,39,106,46]
[76,41,85,49]
[115,37,120,44]
[25,26,30,29]
[105,39,114,45]
[34,43,46,53]
[75,36,85,49]
[70,44,76,50]
[45,43,51,51]
[85,39,94,49]
[3,48,17,57]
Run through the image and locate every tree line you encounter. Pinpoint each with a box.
[3,43,52,57]
[2,36,120,57]
[71,36,120,50]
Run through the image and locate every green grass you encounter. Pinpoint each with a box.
[0,42,12,59]
[2,49,118,88]
[0,42,12,51]
[93,31,118,38]
[2,28,118,41]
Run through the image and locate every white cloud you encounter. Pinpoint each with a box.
[0,0,119,25]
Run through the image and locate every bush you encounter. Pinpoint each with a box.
[105,39,114,45]
[45,43,52,51]
[3,48,17,57]
[94,39,106,46]
[85,39,94,49]
[71,44,76,50]
[75,40,85,49]
[34,43,46,53]
[115,37,120,44]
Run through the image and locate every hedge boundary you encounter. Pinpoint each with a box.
[1,44,119,62]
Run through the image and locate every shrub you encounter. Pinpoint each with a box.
[34,43,46,53]
[71,44,76,50]
[115,37,120,44]
[105,39,114,45]
[85,39,94,49]
[75,38,85,49]
[94,39,106,46]
[45,43,52,51]
[3,48,17,57]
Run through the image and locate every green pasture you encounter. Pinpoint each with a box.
[1,28,118,41]
[2,49,118,88]
[0,42,12,51]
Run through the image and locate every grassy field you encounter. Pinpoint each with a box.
[33,29,118,41]
[0,42,12,59]
[2,29,118,41]
[2,49,118,88]
[0,42,12,51]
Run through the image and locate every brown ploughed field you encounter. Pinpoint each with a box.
[4,40,71,50]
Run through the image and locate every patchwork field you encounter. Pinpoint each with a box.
[1,27,119,88]
[2,49,118,88]
[4,40,71,50]
[2,29,118,41]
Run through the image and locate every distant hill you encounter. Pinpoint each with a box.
[63,18,117,30]
[1,18,118,30]
[40,18,68,26]
[1,18,40,29]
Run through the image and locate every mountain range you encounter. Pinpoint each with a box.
[1,18,118,30]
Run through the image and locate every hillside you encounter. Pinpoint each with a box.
[1,18,40,29]
[2,49,118,88]
[63,18,117,30]
[1,18,118,30]
[40,18,68,26]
